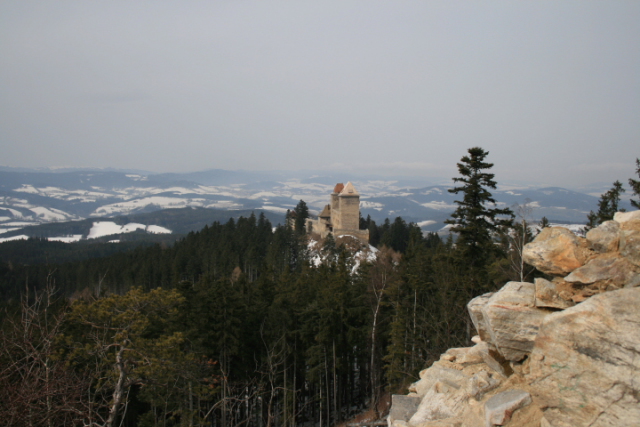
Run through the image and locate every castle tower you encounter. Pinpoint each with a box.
[308,181,369,242]
[334,181,360,232]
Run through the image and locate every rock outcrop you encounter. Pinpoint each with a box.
[388,212,640,427]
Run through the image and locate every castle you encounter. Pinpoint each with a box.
[307,182,370,242]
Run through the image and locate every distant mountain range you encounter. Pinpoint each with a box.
[0,168,631,241]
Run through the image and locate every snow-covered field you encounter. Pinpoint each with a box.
[30,206,75,221]
[0,235,29,243]
[88,221,171,239]
[92,196,242,216]
[48,235,83,243]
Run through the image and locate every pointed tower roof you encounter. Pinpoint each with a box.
[319,204,331,218]
[333,183,345,194]
[339,181,359,196]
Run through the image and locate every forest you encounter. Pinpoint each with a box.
[1,150,638,427]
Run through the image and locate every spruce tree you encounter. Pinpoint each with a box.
[445,147,514,271]
[539,216,550,228]
[294,200,310,235]
[629,158,640,209]
[585,180,625,229]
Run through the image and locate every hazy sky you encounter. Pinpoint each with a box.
[1,1,639,187]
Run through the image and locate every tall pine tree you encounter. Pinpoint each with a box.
[445,147,514,273]
[629,158,640,209]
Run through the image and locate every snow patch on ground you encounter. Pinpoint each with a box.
[14,185,115,202]
[0,235,29,243]
[2,222,35,227]
[307,236,378,273]
[421,188,445,195]
[360,201,384,211]
[48,235,83,243]
[5,208,25,218]
[121,223,147,233]
[88,222,124,238]
[248,191,279,199]
[0,228,21,235]
[30,207,73,221]
[147,225,171,234]
[417,220,437,227]
[93,196,242,216]
[87,221,172,239]
[422,201,457,210]
[261,205,290,214]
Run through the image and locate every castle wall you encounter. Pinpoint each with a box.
[309,182,369,243]
[333,228,370,242]
[337,195,360,231]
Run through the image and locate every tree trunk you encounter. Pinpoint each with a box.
[106,346,127,427]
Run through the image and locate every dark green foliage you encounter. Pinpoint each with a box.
[585,180,626,229]
[293,200,310,235]
[0,237,156,266]
[539,216,550,228]
[1,177,519,425]
[629,158,640,209]
[445,147,514,274]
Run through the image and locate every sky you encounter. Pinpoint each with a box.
[1,1,639,188]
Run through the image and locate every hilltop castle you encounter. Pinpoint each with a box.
[307,182,369,243]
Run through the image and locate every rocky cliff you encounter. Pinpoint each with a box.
[388,211,640,427]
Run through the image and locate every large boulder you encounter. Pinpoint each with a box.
[529,287,640,426]
[616,211,640,267]
[467,282,550,361]
[522,227,592,275]
[408,367,501,427]
[467,292,494,343]
[585,220,619,253]
[388,211,640,427]
[564,252,640,289]
[613,210,640,224]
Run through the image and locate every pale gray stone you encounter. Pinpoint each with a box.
[477,342,511,378]
[410,364,470,397]
[409,381,467,425]
[523,227,591,275]
[534,277,574,309]
[586,220,620,253]
[484,389,532,427]
[472,282,550,361]
[388,395,421,426]
[539,415,551,427]
[467,292,494,343]
[463,370,501,400]
[564,252,639,287]
[619,222,640,267]
[529,287,640,427]
[441,345,484,367]
[613,210,640,224]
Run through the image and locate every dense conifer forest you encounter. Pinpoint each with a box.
[0,148,543,427]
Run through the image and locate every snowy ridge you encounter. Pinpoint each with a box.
[88,221,171,239]
[1,170,617,238]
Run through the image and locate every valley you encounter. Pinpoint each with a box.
[0,168,619,243]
